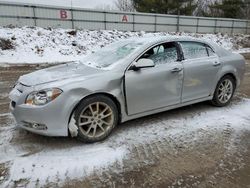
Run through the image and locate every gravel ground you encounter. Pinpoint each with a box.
[0,56,250,188]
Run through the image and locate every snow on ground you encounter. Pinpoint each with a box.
[0,26,250,65]
[8,146,126,184]
[234,48,250,54]
[1,98,250,187]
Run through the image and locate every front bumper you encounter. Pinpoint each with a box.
[9,84,69,137]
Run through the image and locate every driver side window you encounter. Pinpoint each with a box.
[140,42,178,65]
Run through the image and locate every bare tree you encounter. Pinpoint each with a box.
[95,4,116,11]
[193,0,219,16]
[243,0,250,19]
[114,0,135,12]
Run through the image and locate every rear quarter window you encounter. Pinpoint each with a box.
[180,41,208,59]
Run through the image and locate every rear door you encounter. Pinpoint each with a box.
[180,41,221,102]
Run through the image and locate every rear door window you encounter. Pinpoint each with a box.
[180,41,208,60]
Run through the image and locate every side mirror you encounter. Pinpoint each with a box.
[131,58,155,71]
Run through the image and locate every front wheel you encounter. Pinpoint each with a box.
[74,95,118,143]
[211,75,236,107]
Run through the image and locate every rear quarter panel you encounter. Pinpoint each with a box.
[218,52,245,89]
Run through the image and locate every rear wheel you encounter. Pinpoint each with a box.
[74,95,118,143]
[211,75,236,107]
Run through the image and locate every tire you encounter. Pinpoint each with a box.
[211,75,236,107]
[74,95,118,143]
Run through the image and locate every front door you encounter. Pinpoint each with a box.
[125,42,183,115]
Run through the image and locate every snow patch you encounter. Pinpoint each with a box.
[68,115,78,137]
[234,48,250,54]
[0,26,249,65]
[7,145,126,186]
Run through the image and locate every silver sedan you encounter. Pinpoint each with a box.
[9,36,245,142]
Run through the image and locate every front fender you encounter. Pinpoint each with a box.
[61,77,127,135]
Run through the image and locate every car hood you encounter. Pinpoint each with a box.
[19,62,105,86]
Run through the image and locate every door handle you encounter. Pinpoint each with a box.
[171,67,183,73]
[213,61,221,66]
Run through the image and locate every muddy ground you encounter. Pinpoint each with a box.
[0,57,250,188]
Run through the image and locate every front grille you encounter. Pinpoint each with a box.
[11,101,16,108]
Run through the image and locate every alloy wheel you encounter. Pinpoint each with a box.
[217,79,233,104]
[78,102,114,138]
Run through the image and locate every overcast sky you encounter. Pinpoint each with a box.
[0,0,116,9]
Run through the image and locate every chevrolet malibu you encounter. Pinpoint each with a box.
[9,36,245,142]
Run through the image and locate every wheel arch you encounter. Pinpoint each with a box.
[211,72,237,107]
[212,71,237,98]
[68,92,122,125]
[220,72,237,87]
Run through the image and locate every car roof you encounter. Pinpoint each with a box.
[123,35,212,47]
[138,35,206,43]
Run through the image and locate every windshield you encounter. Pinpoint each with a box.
[81,40,145,69]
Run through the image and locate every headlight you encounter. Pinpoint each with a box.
[25,88,62,106]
